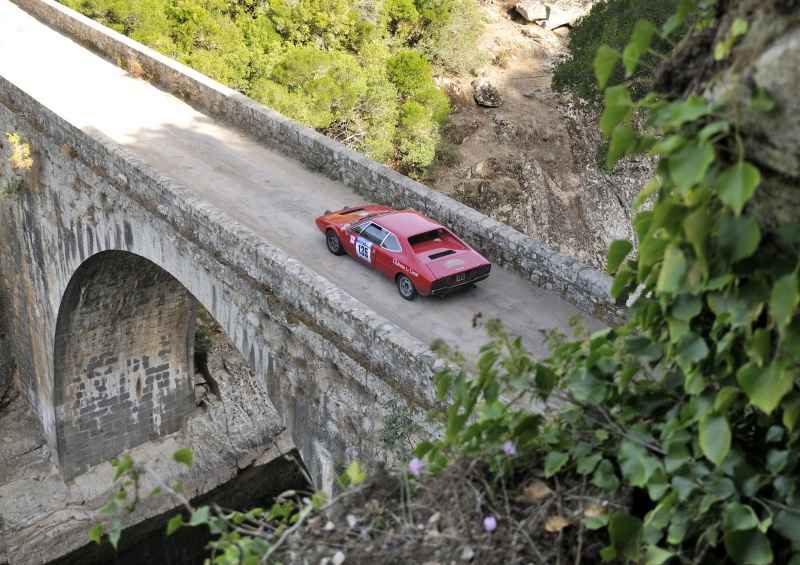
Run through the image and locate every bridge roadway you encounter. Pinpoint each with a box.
[0,0,604,360]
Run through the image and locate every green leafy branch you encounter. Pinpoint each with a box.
[89,450,368,564]
[420,2,800,563]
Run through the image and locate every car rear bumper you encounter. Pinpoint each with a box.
[430,272,490,296]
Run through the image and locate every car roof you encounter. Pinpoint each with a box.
[374,210,444,239]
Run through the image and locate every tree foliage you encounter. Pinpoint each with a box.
[58,0,485,178]
[552,0,683,105]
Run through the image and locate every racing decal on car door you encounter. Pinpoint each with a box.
[356,236,373,263]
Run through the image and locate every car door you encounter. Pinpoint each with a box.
[347,222,382,269]
[372,230,403,280]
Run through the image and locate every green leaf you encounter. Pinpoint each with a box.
[568,368,606,404]
[699,413,731,466]
[576,452,602,475]
[607,125,639,167]
[698,120,730,143]
[656,244,688,294]
[633,178,661,209]
[652,96,711,129]
[717,216,761,264]
[610,264,635,299]
[435,372,452,400]
[683,206,710,274]
[608,513,643,561]
[592,459,620,491]
[668,142,715,194]
[732,17,749,37]
[625,336,663,363]
[478,400,505,419]
[664,442,691,473]
[544,451,569,477]
[782,392,800,431]
[724,528,773,564]
[344,461,366,485]
[651,134,687,155]
[645,546,676,565]
[594,45,622,90]
[173,447,193,468]
[714,387,741,412]
[535,364,557,395]
[189,506,210,526]
[716,162,760,215]
[737,360,795,414]
[109,525,121,549]
[766,449,789,473]
[607,240,634,275]
[112,455,133,482]
[671,294,702,321]
[723,503,759,531]
[622,20,655,77]
[770,272,799,329]
[748,86,776,113]
[600,85,633,135]
[167,514,184,535]
[672,476,696,501]
[88,524,104,544]
[674,331,709,369]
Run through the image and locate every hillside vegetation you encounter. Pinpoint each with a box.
[59,0,485,178]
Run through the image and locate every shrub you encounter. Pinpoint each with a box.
[552,0,682,105]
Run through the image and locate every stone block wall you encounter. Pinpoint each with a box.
[53,251,196,480]
[0,74,438,487]
[9,0,626,327]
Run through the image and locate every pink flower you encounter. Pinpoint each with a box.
[504,440,516,456]
[409,457,422,477]
[483,516,497,533]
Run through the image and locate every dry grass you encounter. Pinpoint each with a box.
[271,458,630,564]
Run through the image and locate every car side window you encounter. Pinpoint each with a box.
[381,233,402,252]
[359,222,388,245]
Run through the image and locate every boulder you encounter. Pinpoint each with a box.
[516,0,549,22]
[473,78,503,108]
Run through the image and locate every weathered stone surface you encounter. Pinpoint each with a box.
[0,328,13,403]
[0,326,296,565]
[653,0,800,236]
[473,78,503,108]
[516,0,549,21]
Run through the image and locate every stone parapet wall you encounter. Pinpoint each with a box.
[0,72,438,485]
[10,0,626,327]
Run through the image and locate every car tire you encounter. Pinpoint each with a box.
[326,229,346,255]
[396,274,418,301]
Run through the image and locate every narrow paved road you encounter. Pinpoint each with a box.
[0,0,604,358]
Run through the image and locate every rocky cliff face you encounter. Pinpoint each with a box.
[433,0,653,271]
[652,0,800,236]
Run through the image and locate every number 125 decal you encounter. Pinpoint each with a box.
[356,236,373,263]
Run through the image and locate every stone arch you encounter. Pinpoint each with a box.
[53,251,196,480]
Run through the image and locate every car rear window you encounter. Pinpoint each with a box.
[408,229,445,246]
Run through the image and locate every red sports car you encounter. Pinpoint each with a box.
[315,205,491,300]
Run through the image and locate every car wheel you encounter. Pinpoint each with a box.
[396,274,417,301]
[326,229,345,256]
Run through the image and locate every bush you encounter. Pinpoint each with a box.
[552,0,681,105]
[59,0,482,204]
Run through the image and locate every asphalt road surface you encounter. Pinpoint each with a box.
[0,0,605,360]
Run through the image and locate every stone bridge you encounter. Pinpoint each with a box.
[0,0,624,562]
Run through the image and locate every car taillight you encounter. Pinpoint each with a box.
[431,278,449,290]
[476,264,491,276]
